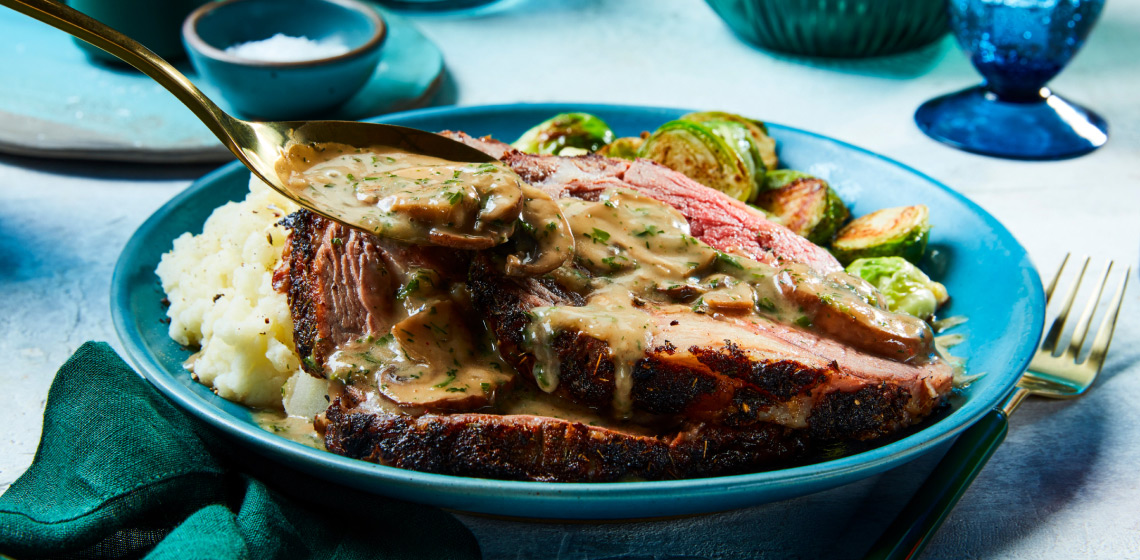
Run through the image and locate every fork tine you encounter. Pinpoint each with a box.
[1040,256,1089,354]
[1043,253,1070,304]
[1084,265,1130,370]
[1065,261,1113,358]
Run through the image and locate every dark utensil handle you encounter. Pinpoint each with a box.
[863,408,1010,560]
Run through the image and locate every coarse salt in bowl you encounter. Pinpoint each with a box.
[183,0,386,119]
[224,34,352,62]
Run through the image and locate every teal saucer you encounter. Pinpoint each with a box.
[0,6,443,163]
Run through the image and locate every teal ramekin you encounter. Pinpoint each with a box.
[183,0,386,119]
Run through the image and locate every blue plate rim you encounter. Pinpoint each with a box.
[111,102,1045,518]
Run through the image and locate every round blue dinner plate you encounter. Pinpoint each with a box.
[111,103,1045,520]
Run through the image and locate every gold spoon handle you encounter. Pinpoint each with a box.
[0,0,243,156]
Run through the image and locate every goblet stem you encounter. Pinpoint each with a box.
[985,84,1050,105]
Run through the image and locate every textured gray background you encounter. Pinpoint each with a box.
[2,1,1138,558]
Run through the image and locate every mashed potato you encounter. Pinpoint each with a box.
[156,177,301,408]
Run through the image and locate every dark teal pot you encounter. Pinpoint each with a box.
[705,0,949,58]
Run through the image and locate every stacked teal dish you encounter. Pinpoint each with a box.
[705,0,948,58]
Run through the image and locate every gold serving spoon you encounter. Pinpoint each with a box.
[1,0,499,231]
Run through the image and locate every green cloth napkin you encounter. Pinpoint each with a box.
[0,342,481,560]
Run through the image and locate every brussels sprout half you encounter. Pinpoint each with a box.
[512,112,616,155]
[753,172,849,245]
[831,205,930,266]
[682,111,778,177]
[637,120,755,202]
[698,119,766,189]
[846,257,949,320]
[763,169,815,191]
[597,136,644,160]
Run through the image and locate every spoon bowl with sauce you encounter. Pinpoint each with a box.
[3,0,572,274]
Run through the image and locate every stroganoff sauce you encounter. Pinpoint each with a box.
[273,142,530,414]
[276,141,573,274]
[269,141,937,428]
[277,142,525,249]
[524,187,939,418]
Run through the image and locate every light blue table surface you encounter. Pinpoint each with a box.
[2,1,1139,558]
[0,5,444,161]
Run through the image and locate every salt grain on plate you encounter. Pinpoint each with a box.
[225,33,350,62]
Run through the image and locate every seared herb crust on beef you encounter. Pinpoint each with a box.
[322,387,809,482]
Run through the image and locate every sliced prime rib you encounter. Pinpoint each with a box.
[272,210,470,376]
[444,131,934,363]
[273,210,514,411]
[274,133,954,482]
[468,259,952,443]
[440,131,842,274]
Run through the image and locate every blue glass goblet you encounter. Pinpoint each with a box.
[915,0,1108,160]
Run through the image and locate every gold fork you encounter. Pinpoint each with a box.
[866,254,1131,560]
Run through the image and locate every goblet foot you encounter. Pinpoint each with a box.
[915,85,1108,160]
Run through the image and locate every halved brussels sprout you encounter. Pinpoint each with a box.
[846,257,949,320]
[763,169,815,191]
[597,136,644,160]
[698,119,766,189]
[512,113,616,155]
[831,205,930,266]
[637,120,754,202]
[753,171,849,245]
[682,111,778,176]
